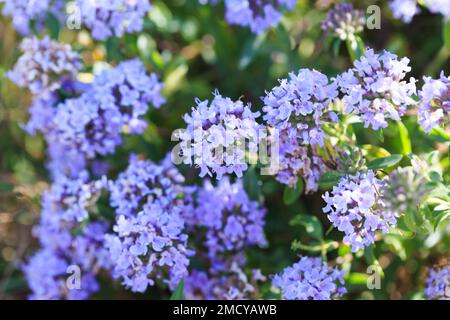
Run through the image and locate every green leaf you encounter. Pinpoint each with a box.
[346,272,368,285]
[45,13,60,39]
[397,121,412,155]
[367,154,403,170]
[443,20,450,51]
[170,279,184,300]
[283,179,304,205]
[238,35,265,70]
[319,171,345,190]
[345,36,365,61]
[376,128,384,143]
[290,214,323,241]
[243,166,262,201]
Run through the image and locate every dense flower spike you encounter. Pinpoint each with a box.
[105,156,193,293]
[185,258,266,299]
[389,0,419,23]
[177,91,261,179]
[322,170,397,251]
[321,3,365,42]
[425,264,450,300]
[7,36,81,96]
[273,257,346,300]
[0,0,65,35]
[224,0,297,34]
[418,73,450,133]
[262,68,339,191]
[76,0,152,40]
[337,49,417,130]
[192,178,267,257]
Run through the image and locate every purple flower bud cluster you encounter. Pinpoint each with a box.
[105,156,193,293]
[321,3,365,42]
[76,0,152,40]
[272,256,346,300]
[262,68,339,191]
[337,48,417,130]
[191,178,267,257]
[223,0,297,34]
[178,91,261,179]
[322,170,397,251]
[1,0,65,35]
[185,257,266,299]
[418,73,450,133]
[425,264,450,300]
[7,36,81,96]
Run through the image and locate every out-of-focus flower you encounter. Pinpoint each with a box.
[177,91,261,179]
[337,48,417,130]
[418,73,450,133]
[273,256,346,300]
[76,0,152,40]
[424,0,450,21]
[224,0,297,34]
[191,178,267,257]
[321,3,365,42]
[322,170,397,251]
[389,0,420,23]
[425,264,450,300]
[7,36,81,96]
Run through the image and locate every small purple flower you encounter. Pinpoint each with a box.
[322,170,397,251]
[418,73,450,133]
[337,48,417,130]
[273,256,346,300]
[425,264,450,300]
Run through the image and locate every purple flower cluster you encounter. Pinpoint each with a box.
[337,48,417,130]
[185,257,266,299]
[178,91,261,179]
[46,60,164,177]
[7,36,81,96]
[272,257,346,300]
[1,0,65,35]
[105,156,193,293]
[224,0,297,34]
[322,170,397,251]
[262,68,339,191]
[425,265,450,300]
[76,0,152,40]
[192,178,267,257]
[424,0,450,20]
[321,3,365,42]
[418,73,450,133]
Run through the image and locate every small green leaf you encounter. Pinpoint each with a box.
[443,20,450,51]
[346,272,368,285]
[45,13,60,39]
[283,179,304,205]
[319,171,345,190]
[367,154,403,170]
[290,214,323,241]
[170,279,184,300]
[397,121,412,155]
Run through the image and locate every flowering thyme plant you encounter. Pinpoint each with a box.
[0,0,449,301]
